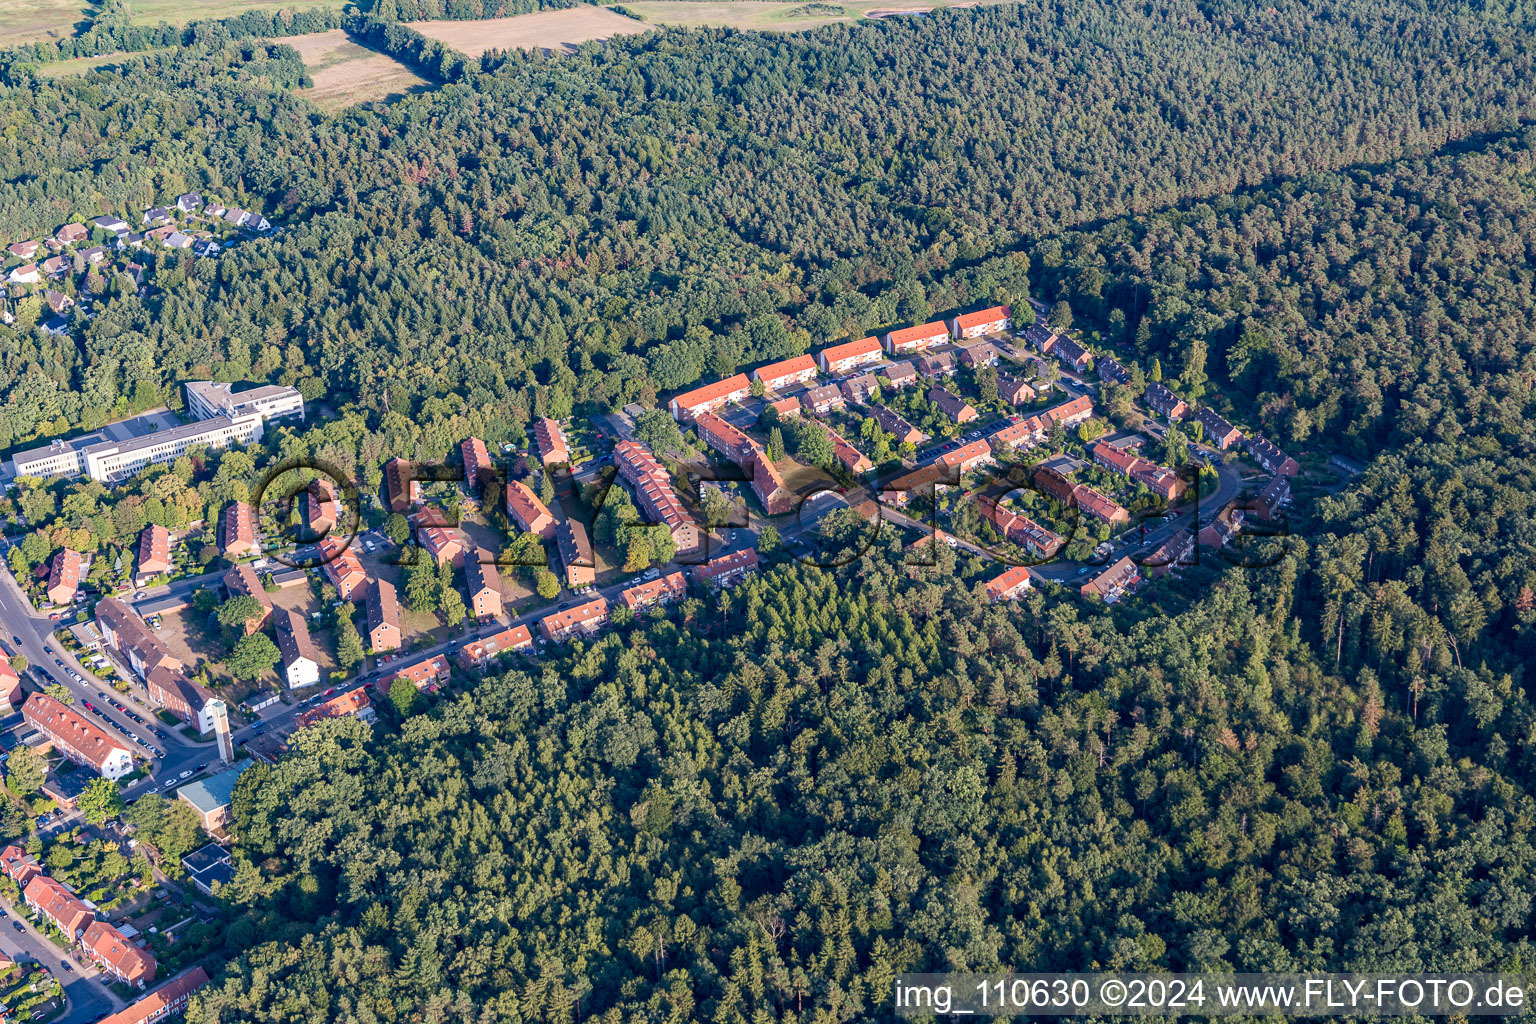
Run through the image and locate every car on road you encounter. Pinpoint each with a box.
[177,769,192,780]
[323,687,335,697]
[82,701,95,712]
[195,763,207,772]
[60,960,71,972]
[135,591,146,599]
[10,635,19,645]
[10,921,21,932]
[42,645,51,654]
[161,779,176,790]
[54,658,63,667]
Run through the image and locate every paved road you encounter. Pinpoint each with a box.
[0,903,123,1023]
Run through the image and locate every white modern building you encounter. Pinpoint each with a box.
[184,381,304,425]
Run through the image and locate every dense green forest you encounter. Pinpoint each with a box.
[0,1,1534,1020]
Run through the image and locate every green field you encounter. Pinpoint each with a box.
[0,0,351,47]
[31,46,161,73]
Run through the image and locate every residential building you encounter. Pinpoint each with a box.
[44,289,73,315]
[1144,531,1195,576]
[998,375,1036,405]
[1192,406,1244,449]
[817,336,884,374]
[801,384,846,415]
[385,458,422,513]
[296,688,373,729]
[0,661,20,711]
[614,440,700,550]
[457,625,533,670]
[938,439,992,475]
[382,654,450,694]
[691,548,760,588]
[985,566,1034,603]
[0,844,41,886]
[220,501,256,557]
[949,305,1011,340]
[1053,336,1092,374]
[885,321,949,355]
[504,480,556,539]
[928,386,977,424]
[222,563,272,634]
[621,571,687,611]
[1080,556,1142,602]
[1144,382,1189,420]
[873,406,925,445]
[365,579,402,652]
[840,373,880,405]
[96,598,181,680]
[184,381,303,425]
[556,520,596,588]
[1091,442,1181,501]
[1255,474,1292,520]
[1097,356,1131,385]
[668,374,751,422]
[1022,325,1057,355]
[80,921,156,987]
[975,496,1065,557]
[765,396,801,419]
[747,445,794,514]
[458,436,494,494]
[1044,394,1094,428]
[95,967,209,1024]
[55,222,88,243]
[147,668,220,735]
[958,342,999,368]
[5,240,40,259]
[828,428,874,474]
[1248,435,1300,477]
[883,463,950,507]
[420,526,465,568]
[881,361,918,388]
[45,548,81,605]
[534,417,571,469]
[137,524,172,577]
[275,609,320,689]
[464,554,502,621]
[181,844,234,896]
[1199,501,1245,548]
[23,875,93,941]
[694,411,753,464]
[6,263,41,285]
[540,597,610,642]
[304,479,338,535]
[915,351,956,377]
[751,354,818,391]
[318,535,367,600]
[22,693,133,779]
[176,193,203,212]
[1074,484,1131,525]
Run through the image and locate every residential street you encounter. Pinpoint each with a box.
[0,904,122,1023]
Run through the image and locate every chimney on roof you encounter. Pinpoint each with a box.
[210,699,233,763]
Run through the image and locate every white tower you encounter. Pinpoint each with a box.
[209,698,234,763]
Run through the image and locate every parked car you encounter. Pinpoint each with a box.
[11,921,21,932]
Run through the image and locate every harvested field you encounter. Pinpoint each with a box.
[289,29,434,111]
[408,7,650,58]
[0,0,349,47]
[618,0,1005,31]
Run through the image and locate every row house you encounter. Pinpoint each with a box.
[1080,556,1142,602]
[748,444,794,515]
[220,501,257,557]
[1256,474,1291,520]
[385,457,423,512]
[146,667,219,734]
[1192,406,1245,449]
[1090,442,1182,501]
[958,342,999,368]
[765,395,801,419]
[465,554,502,621]
[1052,336,1093,374]
[275,608,320,689]
[505,479,556,539]
[304,479,338,536]
[1199,501,1245,548]
[461,436,494,493]
[23,692,134,778]
[949,304,1011,340]
[916,351,956,377]
[828,428,874,474]
[985,566,1034,603]
[319,535,368,600]
[999,375,1036,405]
[669,374,751,422]
[692,548,759,588]
[1144,531,1195,576]
[929,386,977,424]
[1097,356,1131,385]
[1022,325,1057,354]
[365,579,402,652]
[975,496,1065,557]
[420,526,465,568]
[1143,382,1188,420]
[938,439,993,475]
[751,354,818,391]
[458,625,533,670]
[873,405,926,445]
[1074,485,1131,525]
[96,966,209,1024]
[540,596,610,642]
[695,411,753,464]
[801,384,846,416]
[296,687,373,728]
[840,373,880,405]
[96,598,181,680]
[557,520,596,588]
[80,920,156,986]
[881,361,918,388]
[615,440,701,550]
[817,335,884,374]
[222,563,273,634]
[1248,435,1300,477]
[885,321,950,355]
[24,875,94,941]
[45,548,82,605]
[381,654,450,694]
[621,570,687,612]
[0,845,41,887]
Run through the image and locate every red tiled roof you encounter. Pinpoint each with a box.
[986,566,1033,601]
[887,321,949,347]
[751,354,816,385]
[669,374,751,416]
[97,967,210,1024]
[953,305,1011,331]
[81,920,156,983]
[817,336,882,369]
[621,571,687,610]
[23,693,129,773]
[296,687,371,728]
